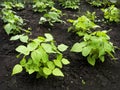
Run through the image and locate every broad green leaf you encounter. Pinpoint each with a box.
[36,68,44,78]
[99,56,105,62]
[38,47,48,63]
[27,42,38,51]
[54,60,62,68]
[82,46,91,57]
[20,58,26,66]
[61,58,70,65]
[20,35,28,43]
[12,64,23,75]
[43,67,52,75]
[26,58,33,65]
[28,69,35,74]
[58,44,68,52]
[16,45,30,55]
[45,33,53,41]
[10,35,20,41]
[109,0,117,4]
[33,37,45,44]
[47,61,55,70]
[31,50,41,65]
[99,47,105,57]
[71,42,87,52]
[71,43,82,52]
[4,23,12,34]
[41,43,55,53]
[51,42,57,51]
[57,54,63,61]
[25,62,39,74]
[87,56,95,66]
[104,42,114,52]
[52,68,64,77]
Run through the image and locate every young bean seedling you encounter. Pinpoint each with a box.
[12,33,70,78]
[71,31,115,66]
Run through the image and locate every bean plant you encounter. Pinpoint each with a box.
[1,1,27,35]
[68,15,100,36]
[102,5,120,23]
[39,7,63,26]
[58,0,80,9]
[1,1,24,10]
[85,11,97,22]
[86,0,117,7]
[12,33,70,78]
[71,31,115,66]
[1,9,24,34]
[33,0,54,12]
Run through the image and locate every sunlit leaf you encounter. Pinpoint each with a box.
[52,68,64,77]
[12,64,23,75]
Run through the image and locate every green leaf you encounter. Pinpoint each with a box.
[28,69,35,74]
[57,54,63,60]
[99,56,105,62]
[41,43,55,53]
[58,44,68,52]
[61,58,70,65]
[20,35,28,43]
[4,23,12,34]
[71,42,87,52]
[38,47,49,63]
[45,33,53,41]
[16,45,30,55]
[31,50,41,65]
[47,61,55,70]
[99,47,105,57]
[82,46,91,57]
[87,56,95,66]
[27,42,38,51]
[10,35,20,41]
[43,67,52,75]
[54,59,62,68]
[52,68,64,77]
[20,58,26,66]
[12,64,23,75]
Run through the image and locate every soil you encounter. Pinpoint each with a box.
[0,1,120,90]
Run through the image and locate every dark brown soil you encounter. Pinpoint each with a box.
[0,1,120,90]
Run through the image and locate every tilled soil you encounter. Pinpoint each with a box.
[0,1,120,90]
